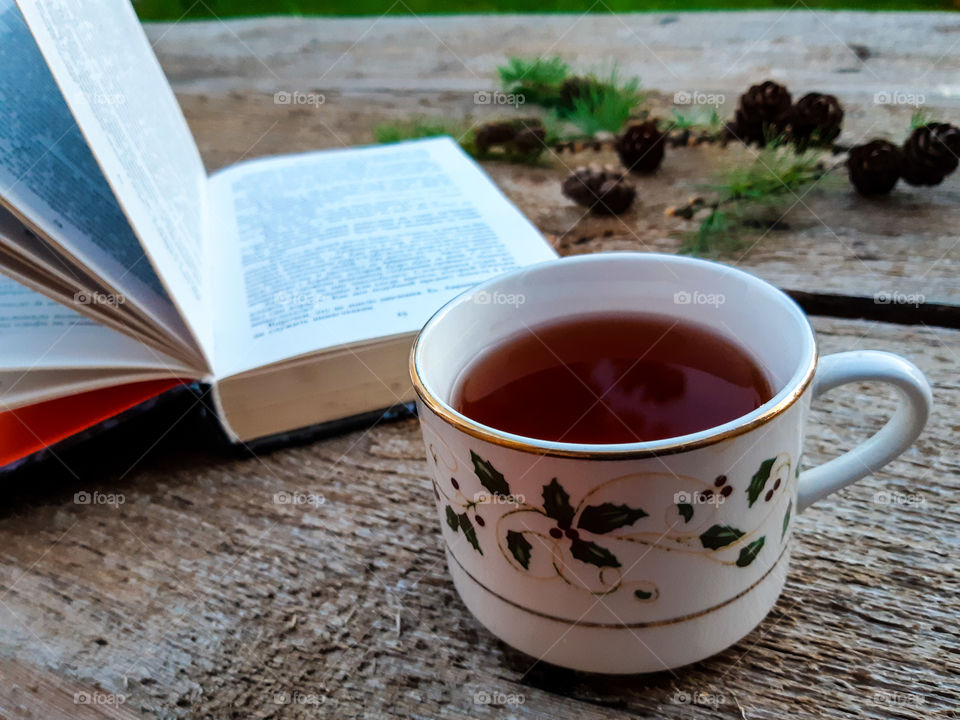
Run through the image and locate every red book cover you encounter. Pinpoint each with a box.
[0,379,187,467]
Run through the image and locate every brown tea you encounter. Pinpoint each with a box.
[452,312,773,444]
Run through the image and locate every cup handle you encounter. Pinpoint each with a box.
[797,350,932,512]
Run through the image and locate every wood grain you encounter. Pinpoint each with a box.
[152,13,960,307]
[0,13,957,719]
[0,318,956,719]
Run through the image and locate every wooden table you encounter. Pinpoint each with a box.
[1,12,958,719]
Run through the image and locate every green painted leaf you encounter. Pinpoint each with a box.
[569,539,620,567]
[634,589,653,600]
[677,503,694,523]
[470,450,510,496]
[577,503,647,534]
[736,537,766,567]
[781,501,792,541]
[458,513,482,554]
[700,524,745,550]
[506,530,533,569]
[445,505,458,532]
[542,478,575,527]
[746,457,776,507]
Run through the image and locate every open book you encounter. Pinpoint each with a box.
[0,0,555,466]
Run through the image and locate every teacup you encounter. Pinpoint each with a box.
[410,252,931,674]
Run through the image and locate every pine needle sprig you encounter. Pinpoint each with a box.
[676,143,836,256]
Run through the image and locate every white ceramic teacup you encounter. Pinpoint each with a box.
[410,252,931,674]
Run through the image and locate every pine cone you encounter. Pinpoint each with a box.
[733,80,792,145]
[559,76,594,110]
[474,119,545,155]
[789,92,843,146]
[562,165,636,215]
[847,140,902,196]
[901,123,960,186]
[616,121,666,174]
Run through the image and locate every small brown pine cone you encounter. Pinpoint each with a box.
[510,125,547,154]
[901,123,960,186]
[733,80,792,146]
[474,119,545,155]
[789,92,844,146]
[561,165,636,215]
[616,121,666,174]
[474,121,518,153]
[559,76,594,110]
[847,140,903,196]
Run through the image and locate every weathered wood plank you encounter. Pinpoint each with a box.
[149,14,960,307]
[0,317,956,719]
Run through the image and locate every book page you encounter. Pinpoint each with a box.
[0,1,198,353]
[0,275,193,374]
[15,0,212,360]
[207,137,557,378]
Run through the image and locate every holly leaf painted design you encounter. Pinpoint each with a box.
[445,505,458,532]
[542,478,575,527]
[677,503,694,523]
[746,457,776,508]
[736,537,765,567]
[506,530,533,569]
[569,539,620,568]
[781,500,792,541]
[699,524,746,550]
[470,450,510,496]
[458,512,482,554]
[577,503,648,534]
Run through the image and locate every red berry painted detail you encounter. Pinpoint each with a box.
[715,475,727,487]
[565,528,580,540]
[765,489,774,502]
[721,485,733,497]
[700,489,714,501]
[774,478,782,490]
[475,515,485,527]
[549,528,563,539]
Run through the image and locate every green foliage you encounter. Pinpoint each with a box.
[559,69,645,136]
[499,57,644,137]
[497,56,570,106]
[680,144,831,256]
[717,144,824,204]
[136,1,960,22]
[909,109,936,131]
[375,118,551,164]
[666,107,722,133]
[374,118,465,144]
